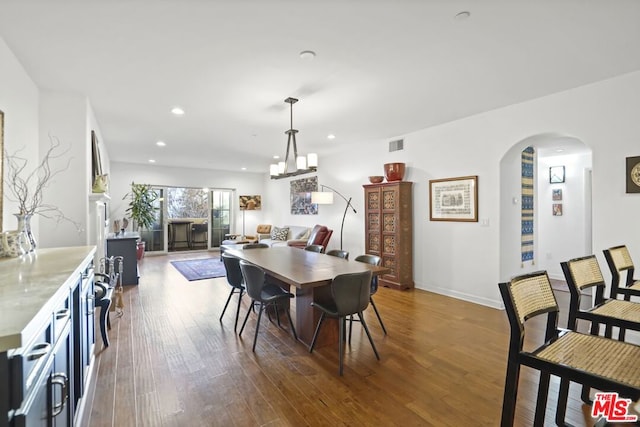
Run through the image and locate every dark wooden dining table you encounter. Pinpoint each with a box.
[224,246,390,348]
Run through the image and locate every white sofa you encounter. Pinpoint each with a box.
[258,225,311,247]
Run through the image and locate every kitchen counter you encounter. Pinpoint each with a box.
[0,246,96,352]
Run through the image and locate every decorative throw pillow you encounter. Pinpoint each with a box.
[298,228,311,240]
[271,226,289,241]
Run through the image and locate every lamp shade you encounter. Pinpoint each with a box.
[311,191,334,204]
[296,155,307,170]
[278,161,286,174]
[307,153,318,168]
[269,164,279,176]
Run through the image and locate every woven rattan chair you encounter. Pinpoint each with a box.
[308,270,380,375]
[499,270,640,427]
[560,255,640,416]
[326,249,349,260]
[603,245,640,301]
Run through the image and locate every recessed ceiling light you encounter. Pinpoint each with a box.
[148,159,156,163]
[556,149,565,153]
[171,106,185,115]
[156,141,166,147]
[241,167,247,171]
[273,155,280,159]
[300,50,316,60]
[455,11,471,20]
[327,134,336,140]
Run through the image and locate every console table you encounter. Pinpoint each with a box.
[106,233,139,285]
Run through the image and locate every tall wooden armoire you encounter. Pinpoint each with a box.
[363,181,414,290]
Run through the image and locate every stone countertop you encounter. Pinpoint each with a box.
[0,246,96,352]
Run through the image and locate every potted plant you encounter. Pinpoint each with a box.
[124,182,158,259]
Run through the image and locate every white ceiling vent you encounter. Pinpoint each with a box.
[389,139,404,152]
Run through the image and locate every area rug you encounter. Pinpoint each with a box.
[170,258,226,281]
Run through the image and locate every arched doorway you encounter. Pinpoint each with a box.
[499,133,592,282]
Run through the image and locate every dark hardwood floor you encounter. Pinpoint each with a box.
[87,252,638,426]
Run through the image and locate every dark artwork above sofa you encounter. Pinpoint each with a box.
[291,176,318,215]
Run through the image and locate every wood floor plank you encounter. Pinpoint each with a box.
[86,251,639,426]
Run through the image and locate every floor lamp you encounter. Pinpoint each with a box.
[311,185,356,250]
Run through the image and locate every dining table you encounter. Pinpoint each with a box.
[224,246,390,348]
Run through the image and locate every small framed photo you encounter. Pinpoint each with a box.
[429,175,478,222]
[549,166,565,183]
[552,189,562,201]
[553,203,563,216]
[626,156,640,193]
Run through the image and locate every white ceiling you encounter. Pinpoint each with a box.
[1,1,639,173]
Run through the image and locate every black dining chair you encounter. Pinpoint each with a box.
[220,253,246,332]
[326,249,349,260]
[304,244,325,253]
[309,270,380,375]
[353,254,387,338]
[238,260,297,351]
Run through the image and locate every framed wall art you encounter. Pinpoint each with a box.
[626,156,640,193]
[552,189,562,201]
[549,165,565,183]
[429,175,478,222]
[239,195,261,210]
[553,203,563,216]
[290,176,318,215]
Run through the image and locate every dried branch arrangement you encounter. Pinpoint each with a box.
[4,135,81,229]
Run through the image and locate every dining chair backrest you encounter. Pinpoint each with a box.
[326,249,349,260]
[221,253,243,289]
[331,271,373,316]
[304,244,325,253]
[561,255,607,303]
[354,254,382,294]
[500,271,559,332]
[239,260,266,301]
[243,243,269,249]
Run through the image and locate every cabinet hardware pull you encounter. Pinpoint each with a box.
[51,372,69,417]
[55,308,70,320]
[26,343,51,361]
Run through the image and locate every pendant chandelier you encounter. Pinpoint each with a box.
[269,97,318,179]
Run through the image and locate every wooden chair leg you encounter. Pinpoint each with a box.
[555,377,570,426]
[500,359,521,427]
[534,371,550,426]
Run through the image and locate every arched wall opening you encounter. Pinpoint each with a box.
[499,133,592,282]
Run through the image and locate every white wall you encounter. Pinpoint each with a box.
[0,37,39,232]
[537,152,592,279]
[262,71,640,309]
[109,162,266,235]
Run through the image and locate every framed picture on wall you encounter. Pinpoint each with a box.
[549,166,565,183]
[429,175,478,222]
[626,156,640,193]
[552,189,562,201]
[553,203,563,216]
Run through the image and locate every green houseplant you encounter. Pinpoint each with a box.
[124,182,158,259]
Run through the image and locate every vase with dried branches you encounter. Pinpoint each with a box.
[3,135,79,253]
